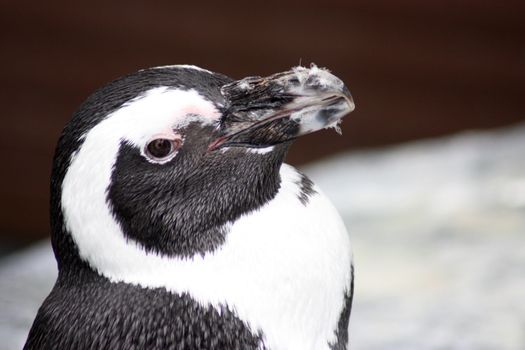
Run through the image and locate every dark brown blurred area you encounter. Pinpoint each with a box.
[0,1,524,252]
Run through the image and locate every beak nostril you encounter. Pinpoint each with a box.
[288,77,300,86]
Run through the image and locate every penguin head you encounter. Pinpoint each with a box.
[51,65,354,271]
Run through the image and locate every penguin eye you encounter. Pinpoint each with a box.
[145,138,182,162]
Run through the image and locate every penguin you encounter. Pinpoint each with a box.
[24,64,355,350]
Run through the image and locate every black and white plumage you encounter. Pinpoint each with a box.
[25,64,355,350]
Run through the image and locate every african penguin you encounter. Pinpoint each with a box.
[25,64,355,350]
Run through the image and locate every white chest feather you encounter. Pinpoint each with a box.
[63,159,352,349]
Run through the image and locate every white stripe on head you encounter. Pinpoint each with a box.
[113,87,220,147]
[62,86,220,274]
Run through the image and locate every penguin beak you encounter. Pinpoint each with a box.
[208,66,355,151]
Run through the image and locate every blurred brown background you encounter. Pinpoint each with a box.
[1,1,524,253]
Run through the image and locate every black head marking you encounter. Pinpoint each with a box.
[108,122,288,258]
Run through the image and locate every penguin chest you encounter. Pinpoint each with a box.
[180,165,353,350]
[216,184,352,349]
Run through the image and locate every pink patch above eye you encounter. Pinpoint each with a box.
[180,105,221,121]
